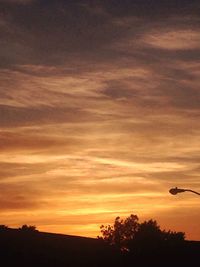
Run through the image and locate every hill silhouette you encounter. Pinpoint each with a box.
[0,227,199,267]
[0,227,119,267]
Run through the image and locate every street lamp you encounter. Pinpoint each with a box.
[169,187,200,196]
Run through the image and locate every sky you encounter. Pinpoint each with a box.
[0,0,200,240]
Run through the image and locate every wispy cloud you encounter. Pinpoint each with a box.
[143,29,200,50]
[0,0,34,4]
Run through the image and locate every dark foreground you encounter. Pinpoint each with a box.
[0,229,199,267]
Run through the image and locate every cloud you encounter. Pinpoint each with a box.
[143,30,200,50]
[0,0,34,4]
[97,0,200,19]
[0,182,44,211]
[0,104,97,127]
[0,130,69,152]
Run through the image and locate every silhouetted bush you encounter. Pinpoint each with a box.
[0,225,9,231]
[19,224,38,232]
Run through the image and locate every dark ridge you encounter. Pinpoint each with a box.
[0,228,119,267]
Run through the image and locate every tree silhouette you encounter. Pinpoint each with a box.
[100,214,185,253]
[100,214,139,251]
[129,219,168,255]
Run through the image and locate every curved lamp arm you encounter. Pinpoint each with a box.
[169,187,200,196]
[185,189,200,196]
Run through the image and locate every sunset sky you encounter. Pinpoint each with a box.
[0,0,200,240]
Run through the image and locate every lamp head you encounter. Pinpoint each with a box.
[169,187,186,195]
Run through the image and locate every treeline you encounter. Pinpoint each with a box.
[0,224,38,232]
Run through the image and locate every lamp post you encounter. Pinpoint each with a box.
[169,187,200,196]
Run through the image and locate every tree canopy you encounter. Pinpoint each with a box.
[99,214,185,253]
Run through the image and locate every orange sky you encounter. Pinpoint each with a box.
[0,0,200,240]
